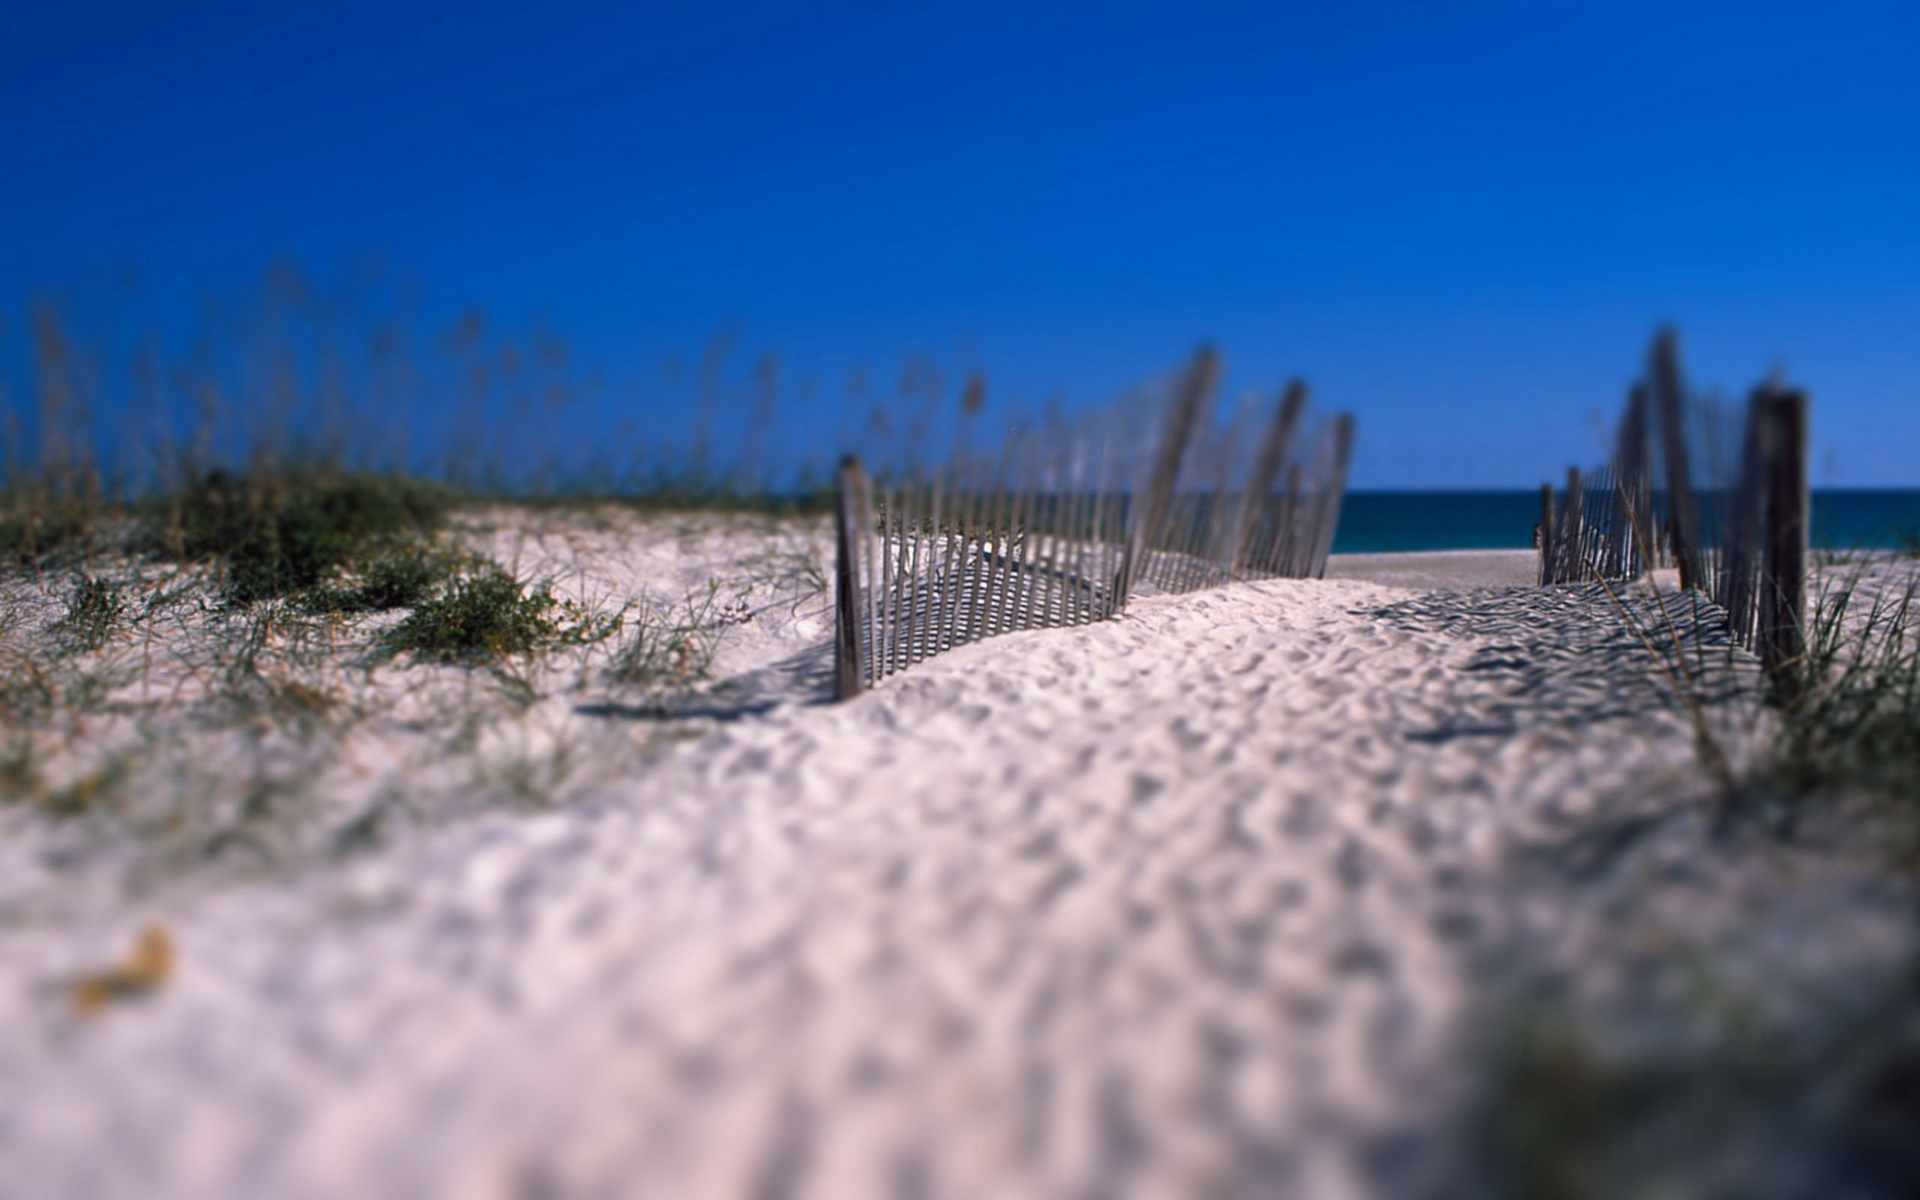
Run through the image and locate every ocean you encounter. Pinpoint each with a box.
[1331,489,1920,554]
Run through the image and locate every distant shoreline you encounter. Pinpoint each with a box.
[1333,488,1920,555]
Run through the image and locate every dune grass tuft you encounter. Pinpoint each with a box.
[607,580,732,693]
[1761,571,1920,817]
[379,565,620,666]
[381,570,556,664]
[0,488,107,565]
[56,573,127,653]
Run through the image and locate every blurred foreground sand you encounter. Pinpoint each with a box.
[1,524,1909,1198]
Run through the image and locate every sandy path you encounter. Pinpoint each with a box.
[0,571,1718,1200]
[1326,550,1541,590]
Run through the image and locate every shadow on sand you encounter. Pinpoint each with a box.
[574,640,838,723]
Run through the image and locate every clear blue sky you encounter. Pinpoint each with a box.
[4,0,1918,487]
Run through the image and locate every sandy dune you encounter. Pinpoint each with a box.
[2,529,1897,1198]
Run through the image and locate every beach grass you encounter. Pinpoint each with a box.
[140,467,453,605]
[1761,568,1920,825]
[0,487,108,565]
[1481,554,1920,1196]
[378,564,623,666]
[54,572,127,653]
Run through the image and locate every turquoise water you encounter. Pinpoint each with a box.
[1331,490,1920,554]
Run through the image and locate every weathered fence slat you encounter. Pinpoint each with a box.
[835,456,872,700]
[953,469,977,649]
[1614,384,1653,577]
[901,482,923,668]
[1277,465,1305,577]
[1758,386,1809,685]
[1537,483,1556,585]
[1649,328,1704,590]
[1123,347,1216,598]
[1559,466,1584,583]
[1309,414,1356,579]
[1235,381,1307,574]
[1714,392,1766,647]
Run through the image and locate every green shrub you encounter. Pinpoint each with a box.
[303,542,464,614]
[357,544,458,610]
[379,563,623,667]
[379,569,565,664]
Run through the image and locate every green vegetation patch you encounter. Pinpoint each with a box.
[0,490,107,565]
[379,566,618,665]
[148,468,452,605]
[303,542,466,614]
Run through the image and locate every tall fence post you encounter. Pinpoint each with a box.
[1611,384,1653,577]
[1716,390,1767,647]
[1276,464,1305,576]
[1558,465,1584,581]
[1759,387,1809,689]
[1232,380,1307,574]
[1537,482,1556,585]
[1649,328,1703,589]
[1117,345,1217,599]
[834,455,872,701]
[1309,414,1356,579]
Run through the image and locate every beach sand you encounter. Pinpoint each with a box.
[1326,549,1540,590]
[0,517,1910,1198]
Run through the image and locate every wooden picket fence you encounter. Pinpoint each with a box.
[1537,463,1644,586]
[834,348,1357,699]
[1538,329,1810,680]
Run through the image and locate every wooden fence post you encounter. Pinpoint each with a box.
[1559,465,1583,581]
[1274,464,1305,576]
[1717,390,1768,647]
[834,455,872,701]
[1649,328,1703,589]
[1759,387,1809,689]
[1118,345,1217,600]
[1232,379,1307,574]
[1537,482,1556,585]
[1612,384,1654,577]
[1310,414,1356,579]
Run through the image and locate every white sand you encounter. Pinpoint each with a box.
[0,518,1907,1198]
[1326,549,1540,590]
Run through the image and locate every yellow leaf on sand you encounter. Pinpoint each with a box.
[71,924,173,1017]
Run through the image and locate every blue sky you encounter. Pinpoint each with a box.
[4,0,1918,487]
